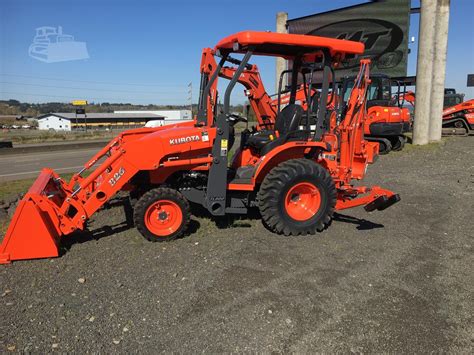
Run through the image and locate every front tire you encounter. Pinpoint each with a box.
[133,187,190,242]
[257,159,336,236]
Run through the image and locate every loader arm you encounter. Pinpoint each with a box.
[0,123,214,264]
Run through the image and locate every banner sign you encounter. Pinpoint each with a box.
[287,0,411,79]
[467,74,474,87]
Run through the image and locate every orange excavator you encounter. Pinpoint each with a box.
[259,74,411,154]
[1,31,399,264]
[442,99,474,134]
[338,75,411,154]
[398,90,474,135]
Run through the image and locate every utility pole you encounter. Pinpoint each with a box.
[412,0,437,145]
[429,0,450,142]
[275,12,288,93]
[188,82,192,115]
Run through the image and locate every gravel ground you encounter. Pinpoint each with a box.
[1,137,473,353]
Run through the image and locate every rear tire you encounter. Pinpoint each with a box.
[258,159,336,236]
[133,187,190,242]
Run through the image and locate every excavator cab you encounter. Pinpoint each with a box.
[341,74,395,109]
[340,74,411,154]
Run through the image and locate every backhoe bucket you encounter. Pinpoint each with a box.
[0,169,65,264]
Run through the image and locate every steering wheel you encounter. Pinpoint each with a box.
[228,113,248,125]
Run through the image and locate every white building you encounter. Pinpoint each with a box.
[115,110,192,127]
[37,114,71,131]
[36,112,165,131]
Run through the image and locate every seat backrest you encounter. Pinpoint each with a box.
[274,104,304,136]
[367,99,392,109]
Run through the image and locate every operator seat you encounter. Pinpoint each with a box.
[246,104,304,155]
[367,99,392,108]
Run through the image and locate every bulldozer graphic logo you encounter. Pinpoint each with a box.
[28,26,89,63]
[169,135,200,145]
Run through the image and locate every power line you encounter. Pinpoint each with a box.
[0,73,189,88]
[0,91,186,103]
[0,81,185,95]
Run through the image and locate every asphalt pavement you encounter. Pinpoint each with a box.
[0,148,98,182]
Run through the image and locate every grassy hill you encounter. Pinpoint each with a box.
[0,99,192,117]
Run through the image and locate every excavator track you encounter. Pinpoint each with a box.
[365,136,392,155]
[442,127,469,136]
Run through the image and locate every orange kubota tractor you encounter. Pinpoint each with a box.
[0,31,400,264]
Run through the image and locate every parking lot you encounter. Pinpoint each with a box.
[0,137,473,353]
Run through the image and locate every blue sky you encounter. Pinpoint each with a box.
[0,0,473,105]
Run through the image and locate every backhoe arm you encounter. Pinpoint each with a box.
[219,66,276,128]
[200,47,276,129]
[338,59,371,181]
[330,59,399,210]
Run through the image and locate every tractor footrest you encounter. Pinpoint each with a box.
[364,194,400,212]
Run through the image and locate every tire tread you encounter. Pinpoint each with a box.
[133,187,190,242]
[257,158,336,236]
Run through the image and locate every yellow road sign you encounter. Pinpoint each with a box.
[71,100,88,106]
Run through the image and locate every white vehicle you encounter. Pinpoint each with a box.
[144,119,188,128]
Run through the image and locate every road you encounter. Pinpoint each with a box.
[0,148,98,182]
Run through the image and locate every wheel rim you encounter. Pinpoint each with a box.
[144,200,183,237]
[284,182,321,221]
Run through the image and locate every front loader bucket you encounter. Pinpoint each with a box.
[0,169,64,264]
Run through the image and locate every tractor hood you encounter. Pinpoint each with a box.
[120,122,215,170]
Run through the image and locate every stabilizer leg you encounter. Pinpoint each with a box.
[336,186,400,212]
[364,194,401,212]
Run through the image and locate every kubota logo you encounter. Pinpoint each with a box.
[169,135,200,145]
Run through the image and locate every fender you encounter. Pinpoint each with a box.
[253,141,329,184]
[227,141,329,191]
